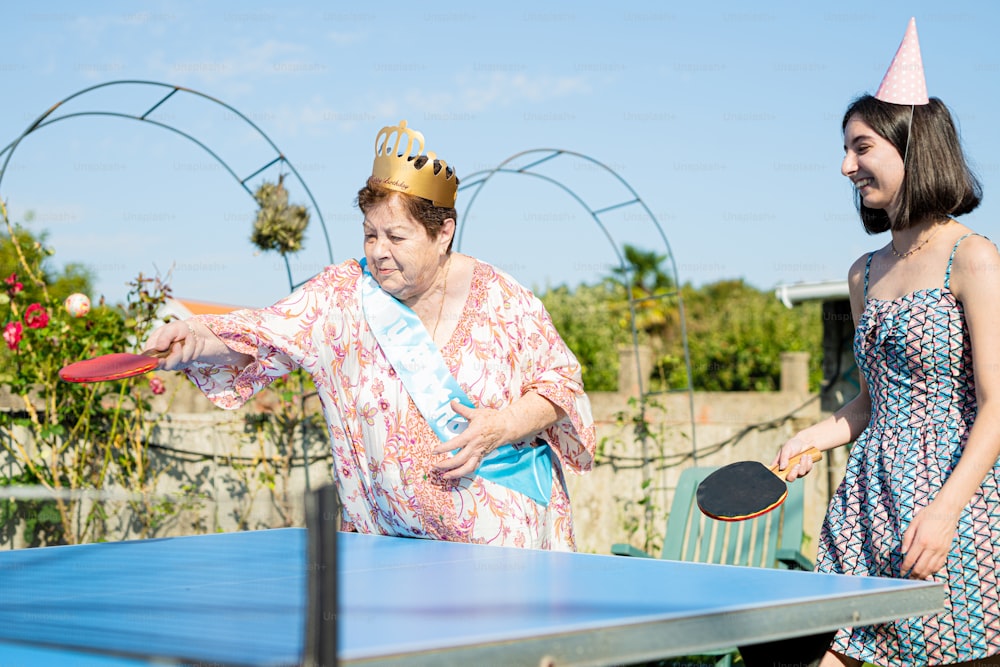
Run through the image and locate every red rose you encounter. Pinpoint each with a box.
[149,376,166,395]
[24,303,49,329]
[3,321,23,350]
[4,273,23,295]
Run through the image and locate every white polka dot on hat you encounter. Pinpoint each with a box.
[874,17,929,105]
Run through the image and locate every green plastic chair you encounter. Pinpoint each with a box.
[611,465,814,666]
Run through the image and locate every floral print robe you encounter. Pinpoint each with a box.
[185,259,595,551]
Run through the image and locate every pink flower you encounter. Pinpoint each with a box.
[3,321,23,350]
[24,303,49,329]
[149,376,166,395]
[4,273,23,296]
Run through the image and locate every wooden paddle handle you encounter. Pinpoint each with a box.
[141,347,173,360]
[769,446,823,480]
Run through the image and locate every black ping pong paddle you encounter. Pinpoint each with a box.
[696,447,823,522]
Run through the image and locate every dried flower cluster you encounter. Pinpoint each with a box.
[250,174,309,255]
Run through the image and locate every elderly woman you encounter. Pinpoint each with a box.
[145,120,595,551]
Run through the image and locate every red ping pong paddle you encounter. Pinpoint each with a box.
[58,349,171,383]
[696,447,823,522]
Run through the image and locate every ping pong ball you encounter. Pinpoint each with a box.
[64,293,91,318]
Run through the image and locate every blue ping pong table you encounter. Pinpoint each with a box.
[0,526,942,666]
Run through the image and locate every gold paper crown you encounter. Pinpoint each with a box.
[371,120,458,208]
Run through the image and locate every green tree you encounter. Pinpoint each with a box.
[611,245,679,341]
[659,279,822,392]
[611,245,673,294]
[541,246,822,394]
[540,280,631,392]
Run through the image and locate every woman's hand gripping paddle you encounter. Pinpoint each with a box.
[696,447,823,521]
[58,349,171,383]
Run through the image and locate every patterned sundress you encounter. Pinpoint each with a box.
[818,234,1000,665]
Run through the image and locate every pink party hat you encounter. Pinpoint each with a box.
[875,17,929,105]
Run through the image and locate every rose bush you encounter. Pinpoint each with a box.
[1,201,180,545]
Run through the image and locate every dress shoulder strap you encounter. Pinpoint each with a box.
[863,252,875,299]
[944,233,979,290]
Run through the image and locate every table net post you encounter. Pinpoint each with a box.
[304,484,338,667]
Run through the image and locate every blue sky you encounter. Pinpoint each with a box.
[2,1,998,308]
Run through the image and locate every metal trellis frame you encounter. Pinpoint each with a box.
[456,148,699,468]
[0,79,334,293]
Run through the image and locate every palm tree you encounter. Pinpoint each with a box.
[611,244,678,340]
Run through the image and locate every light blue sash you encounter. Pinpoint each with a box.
[358,259,553,506]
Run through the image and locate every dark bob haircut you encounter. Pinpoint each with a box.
[842,94,982,234]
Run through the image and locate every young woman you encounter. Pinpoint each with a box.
[776,92,1000,666]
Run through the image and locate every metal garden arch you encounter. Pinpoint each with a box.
[456,148,699,461]
[0,79,334,293]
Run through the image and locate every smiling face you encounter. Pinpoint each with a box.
[842,115,906,222]
[362,194,452,305]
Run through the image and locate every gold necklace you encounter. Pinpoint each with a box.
[431,255,451,340]
[890,221,948,259]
